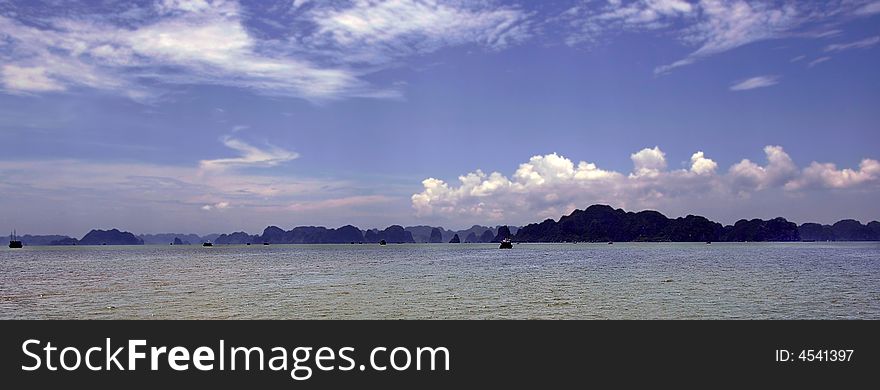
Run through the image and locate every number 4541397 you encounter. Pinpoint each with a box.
[776,349,854,362]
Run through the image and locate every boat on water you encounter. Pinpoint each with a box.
[202,242,213,247]
[9,230,22,248]
[499,238,513,249]
[379,239,387,246]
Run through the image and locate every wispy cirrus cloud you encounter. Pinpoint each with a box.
[199,136,299,171]
[729,75,779,91]
[559,0,696,46]
[1,0,878,100]
[0,0,533,101]
[305,0,531,60]
[0,65,66,92]
[0,1,372,101]
[558,1,880,75]
[855,1,880,15]
[0,149,393,233]
[288,195,394,212]
[653,0,803,74]
[824,35,880,52]
[807,56,832,68]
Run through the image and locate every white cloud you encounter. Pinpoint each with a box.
[412,145,878,223]
[728,146,798,191]
[1,65,66,92]
[288,195,392,212]
[159,0,217,14]
[202,201,230,211]
[0,147,389,233]
[1,1,876,98]
[292,0,312,10]
[786,159,880,190]
[824,35,880,52]
[0,159,336,211]
[304,0,531,63]
[655,0,801,74]
[0,0,532,101]
[562,0,696,45]
[199,136,299,171]
[560,1,879,74]
[0,152,404,235]
[0,2,370,101]
[855,1,880,15]
[690,151,718,175]
[730,75,779,91]
[630,146,667,177]
[807,56,832,68]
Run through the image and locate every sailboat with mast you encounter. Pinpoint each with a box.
[9,230,23,248]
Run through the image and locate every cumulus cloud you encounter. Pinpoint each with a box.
[199,136,299,171]
[690,151,718,175]
[630,146,667,177]
[202,201,230,211]
[728,146,798,191]
[411,145,878,223]
[730,75,780,91]
[786,159,880,190]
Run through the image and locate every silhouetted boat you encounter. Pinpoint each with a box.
[263,242,270,246]
[202,242,213,247]
[499,238,513,249]
[379,239,387,246]
[9,230,22,248]
[607,241,613,245]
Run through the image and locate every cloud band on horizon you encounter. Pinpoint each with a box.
[411,146,880,224]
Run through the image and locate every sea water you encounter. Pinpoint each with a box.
[1,242,878,319]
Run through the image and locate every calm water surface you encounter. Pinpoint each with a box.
[1,242,878,319]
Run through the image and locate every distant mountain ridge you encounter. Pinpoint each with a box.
[515,205,877,242]
[799,220,880,241]
[9,205,880,245]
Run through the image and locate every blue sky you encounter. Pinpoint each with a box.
[1,0,879,235]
